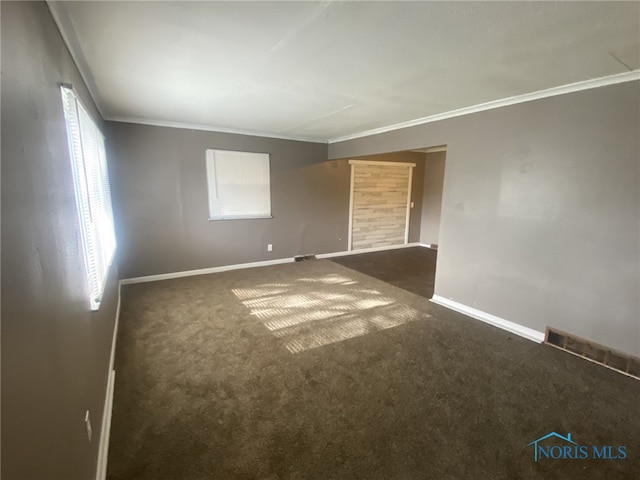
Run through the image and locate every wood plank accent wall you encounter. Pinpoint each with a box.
[351,163,411,250]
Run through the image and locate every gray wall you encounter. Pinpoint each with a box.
[108,130,429,280]
[1,2,120,479]
[330,81,640,356]
[107,122,344,279]
[420,151,446,246]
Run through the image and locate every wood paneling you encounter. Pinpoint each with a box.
[351,164,410,250]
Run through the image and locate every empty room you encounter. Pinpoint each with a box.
[2,1,640,479]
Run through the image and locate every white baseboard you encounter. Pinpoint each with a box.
[430,295,545,343]
[121,244,431,284]
[121,257,295,285]
[317,242,422,259]
[96,370,115,480]
[418,243,438,250]
[96,283,121,480]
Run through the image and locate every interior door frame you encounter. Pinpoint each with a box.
[347,160,416,251]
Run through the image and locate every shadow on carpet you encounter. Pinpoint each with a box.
[108,260,640,480]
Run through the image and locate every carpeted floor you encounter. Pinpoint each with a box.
[108,258,639,480]
[329,246,437,299]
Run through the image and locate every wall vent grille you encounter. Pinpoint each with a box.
[545,327,639,380]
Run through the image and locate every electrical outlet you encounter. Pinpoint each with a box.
[267,244,272,252]
[410,201,415,208]
[85,410,92,442]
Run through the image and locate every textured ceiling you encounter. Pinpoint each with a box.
[55,1,640,142]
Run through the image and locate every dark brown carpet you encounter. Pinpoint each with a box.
[329,246,437,298]
[108,259,639,480]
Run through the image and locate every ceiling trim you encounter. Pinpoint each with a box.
[424,146,447,153]
[106,116,327,144]
[328,70,640,144]
[411,146,447,154]
[348,160,416,167]
[47,0,639,146]
[47,0,324,144]
[47,0,106,119]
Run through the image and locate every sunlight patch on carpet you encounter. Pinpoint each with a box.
[232,273,428,353]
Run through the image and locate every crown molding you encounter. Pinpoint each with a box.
[328,70,640,144]
[105,116,327,144]
[47,1,325,144]
[348,159,415,167]
[47,1,106,119]
[411,146,447,154]
[47,0,639,147]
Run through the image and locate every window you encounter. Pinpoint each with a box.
[205,149,272,220]
[61,85,116,311]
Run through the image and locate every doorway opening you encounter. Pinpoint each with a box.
[337,146,446,299]
[412,145,446,251]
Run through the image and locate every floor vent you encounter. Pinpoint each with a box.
[294,254,317,262]
[545,327,639,380]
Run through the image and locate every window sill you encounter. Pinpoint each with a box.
[208,215,273,221]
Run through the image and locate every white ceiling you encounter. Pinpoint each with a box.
[52,1,640,143]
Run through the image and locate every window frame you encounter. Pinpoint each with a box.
[61,85,116,311]
[205,148,273,221]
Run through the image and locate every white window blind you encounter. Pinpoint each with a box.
[206,149,272,220]
[61,85,116,311]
